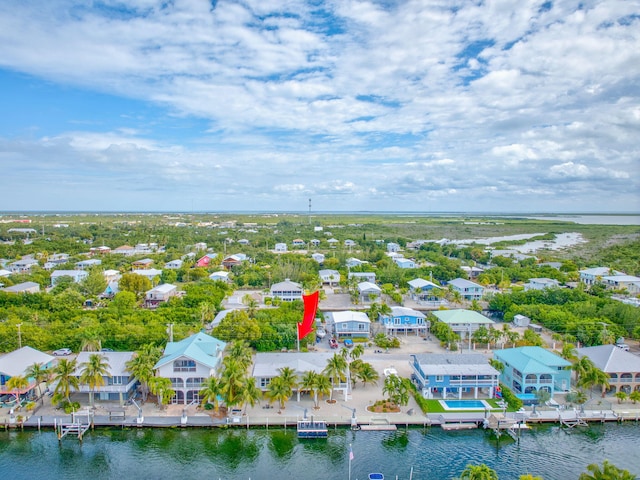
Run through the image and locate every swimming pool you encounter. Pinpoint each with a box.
[440,399,491,410]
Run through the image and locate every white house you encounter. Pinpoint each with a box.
[270,279,303,302]
[524,278,560,291]
[578,267,622,286]
[209,271,231,283]
[319,269,341,286]
[51,270,89,285]
[448,278,485,301]
[154,332,227,405]
[274,243,287,253]
[346,258,366,268]
[387,242,400,253]
[348,271,376,283]
[430,309,495,340]
[145,283,178,306]
[73,351,137,405]
[358,281,381,303]
[165,259,183,269]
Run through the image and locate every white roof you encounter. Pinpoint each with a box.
[329,311,371,324]
[252,352,334,378]
[0,346,55,377]
[148,283,177,294]
[413,354,499,376]
[577,345,640,373]
[0,269,12,277]
[358,281,381,293]
[389,306,426,318]
[74,351,135,377]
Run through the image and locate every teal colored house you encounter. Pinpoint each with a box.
[493,347,572,396]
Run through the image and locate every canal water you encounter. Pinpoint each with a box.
[1,424,639,479]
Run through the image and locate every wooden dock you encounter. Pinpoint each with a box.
[441,422,478,431]
[360,424,398,431]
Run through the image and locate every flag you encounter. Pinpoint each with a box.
[349,445,354,461]
[297,290,319,340]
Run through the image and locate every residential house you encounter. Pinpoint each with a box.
[209,309,236,330]
[132,258,154,269]
[165,259,183,269]
[8,258,38,273]
[43,253,70,270]
[1,282,41,294]
[327,238,339,247]
[222,254,246,269]
[461,266,484,278]
[407,278,444,304]
[51,270,89,285]
[447,278,485,301]
[348,271,376,283]
[601,275,640,294]
[194,242,207,251]
[430,309,495,340]
[346,257,366,268]
[577,345,640,395]
[578,267,623,286]
[103,269,120,283]
[319,269,341,286]
[76,259,102,270]
[394,258,416,269]
[238,239,250,246]
[524,278,560,291]
[270,279,303,302]
[209,271,231,283]
[252,352,334,400]
[145,283,178,307]
[358,282,381,303]
[387,242,400,253]
[310,239,321,247]
[0,269,11,278]
[195,253,218,267]
[131,268,163,282]
[493,347,572,395]
[292,239,306,248]
[379,306,429,336]
[410,353,500,399]
[154,332,226,404]
[326,311,371,339]
[0,346,55,400]
[274,243,287,253]
[73,351,137,405]
[311,253,325,263]
[112,245,136,256]
[344,239,357,248]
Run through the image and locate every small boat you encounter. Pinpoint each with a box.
[369,474,384,480]
[297,419,328,438]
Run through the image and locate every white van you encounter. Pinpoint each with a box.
[615,343,630,351]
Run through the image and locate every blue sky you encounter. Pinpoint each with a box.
[0,0,638,213]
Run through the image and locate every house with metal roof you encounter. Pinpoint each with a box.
[493,347,572,396]
[410,353,500,399]
[578,267,623,286]
[379,306,429,336]
[407,278,445,305]
[319,269,340,286]
[0,281,41,294]
[326,311,371,339]
[447,278,485,301]
[145,283,178,307]
[430,309,495,340]
[0,346,55,400]
[72,351,137,405]
[75,258,102,270]
[270,278,303,302]
[577,345,640,395]
[154,332,227,405]
[51,269,89,285]
[524,278,560,291]
[357,281,381,303]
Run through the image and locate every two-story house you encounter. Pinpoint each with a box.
[326,311,371,339]
[379,306,429,336]
[430,309,495,340]
[270,279,303,302]
[154,332,227,405]
[73,351,137,405]
[447,278,485,301]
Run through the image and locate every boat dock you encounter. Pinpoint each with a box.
[297,419,328,438]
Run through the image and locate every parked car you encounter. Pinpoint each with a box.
[329,338,339,349]
[344,338,354,348]
[52,348,72,356]
[316,327,326,339]
[100,348,114,352]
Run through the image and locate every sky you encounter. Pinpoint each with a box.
[1,0,639,213]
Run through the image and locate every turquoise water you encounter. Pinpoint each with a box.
[442,400,486,409]
[1,424,639,479]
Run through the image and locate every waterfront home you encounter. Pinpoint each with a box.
[73,351,137,405]
[576,345,640,395]
[270,279,303,302]
[578,267,623,286]
[195,253,218,267]
[145,283,178,307]
[209,271,231,283]
[407,278,444,305]
[410,353,500,399]
[154,332,226,405]
[326,311,371,339]
[348,271,376,283]
[379,306,429,336]
[1,281,41,294]
[252,352,334,400]
[447,278,485,301]
[164,259,183,269]
[75,259,102,270]
[319,269,340,286]
[493,347,572,395]
[524,278,560,291]
[357,281,381,303]
[51,269,88,286]
[0,346,55,400]
[430,309,495,340]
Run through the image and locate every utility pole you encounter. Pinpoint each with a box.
[167,323,174,343]
[308,198,312,225]
[17,323,22,348]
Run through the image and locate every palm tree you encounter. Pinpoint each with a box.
[561,343,578,361]
[579,460,637,480]
[313,374,332,408]
[126,344,162,402]
[267,375,292,412]
[148,376,174,408]
[199,376,223,413]
[489,359,505,373]
[239,377,262,414]
[300,371,318,403]
[615,391,628,404]
[350,344,365,362]
[227,341,253,369]
[629,390,640,404]
[80,353,111,407]
[220,357,247,408]
[24,362,50,404]
[278,367,298,392]
[53,358,79,405]
[5,375,29,405]
[577,363,610,398]
[80,337,102,352]
[355,362,379,388]
[572,356,595,386]
[323,353,347,402]
[459,463,499,480]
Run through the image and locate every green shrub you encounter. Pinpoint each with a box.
[499,383,523,411]
[204,403,214,410]
[62,401,82,414]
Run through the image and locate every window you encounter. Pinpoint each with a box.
[436,375,444,382]
[260,378,271,388]
[173,359,196,372]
